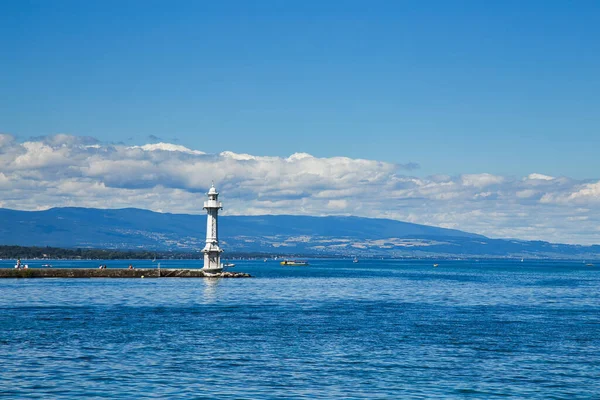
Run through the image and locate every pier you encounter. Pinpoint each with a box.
[0,268,251,279]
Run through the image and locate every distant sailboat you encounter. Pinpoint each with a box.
[353,257,359,263]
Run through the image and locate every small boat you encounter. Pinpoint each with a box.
[433,264,439,267]
[42,264,52,268]
[586,263,594,267]
[223,263,236,268]
[280,260,309,266]
[353,257,359,263]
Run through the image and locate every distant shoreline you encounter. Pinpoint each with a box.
[0,245,278,261]
[0,244,598,262]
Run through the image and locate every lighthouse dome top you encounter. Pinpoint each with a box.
[208,183,218,195]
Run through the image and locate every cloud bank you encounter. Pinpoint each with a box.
[1,134,599,244]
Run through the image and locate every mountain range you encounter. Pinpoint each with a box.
[0,207,598,258]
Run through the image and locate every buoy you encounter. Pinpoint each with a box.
[141,275,145,278]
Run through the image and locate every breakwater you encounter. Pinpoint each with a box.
[0,268,251,278]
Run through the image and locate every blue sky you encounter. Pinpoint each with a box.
[2,1,600,244]
[1,0,599,178]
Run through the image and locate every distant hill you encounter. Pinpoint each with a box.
[0,207,598,258]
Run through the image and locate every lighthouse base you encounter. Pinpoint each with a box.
[202,246,223,276]
[201,266,224,277]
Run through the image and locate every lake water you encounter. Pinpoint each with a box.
[1,259,599,398]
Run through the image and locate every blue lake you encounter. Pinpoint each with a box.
[1,259,599,398]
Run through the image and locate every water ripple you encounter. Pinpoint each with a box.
[1,259,599,398]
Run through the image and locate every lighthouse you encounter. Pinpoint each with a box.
[202,183,224,275]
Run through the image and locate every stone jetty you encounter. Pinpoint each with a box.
[0,268,251,279]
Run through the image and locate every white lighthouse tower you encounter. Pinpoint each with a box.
[202,183,224,276]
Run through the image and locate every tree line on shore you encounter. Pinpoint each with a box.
[0,245,277,260]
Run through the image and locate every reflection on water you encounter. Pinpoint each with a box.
[202,278,221,303]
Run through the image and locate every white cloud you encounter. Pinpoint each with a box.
[220,151,256,160]
[516,189,537,198]
[132,142,205,155]
[568,181,600,201]
[327,199,349,210]
[1,134,600,244]
[461,173,505,188]
[527,173,555,181]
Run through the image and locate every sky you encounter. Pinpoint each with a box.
[1,1,600,244]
